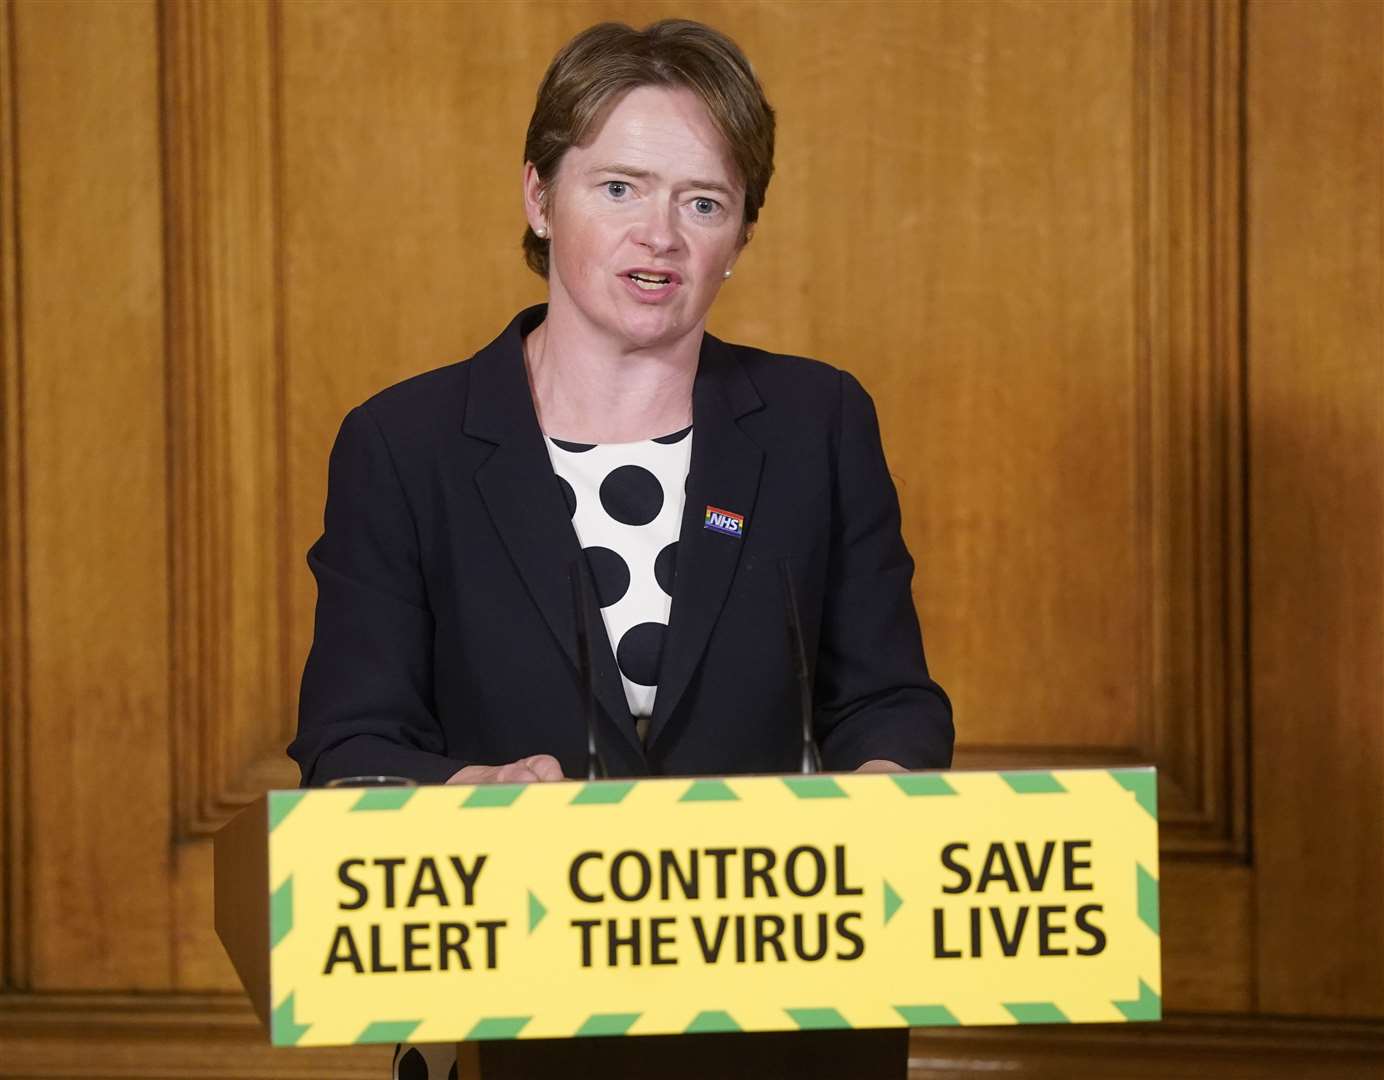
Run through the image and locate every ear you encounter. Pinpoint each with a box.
[725,224,754,275]
[521,162,548,234]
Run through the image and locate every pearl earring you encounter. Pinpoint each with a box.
[723,269,733,280]
[536,225,548,239]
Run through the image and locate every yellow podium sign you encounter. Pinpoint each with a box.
[256,768,1159,1046]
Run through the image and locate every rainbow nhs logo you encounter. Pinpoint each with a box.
[704,505,745,538]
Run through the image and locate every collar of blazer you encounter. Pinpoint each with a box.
[462,305,766,765]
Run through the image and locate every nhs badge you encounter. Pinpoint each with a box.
[704,505,745,538]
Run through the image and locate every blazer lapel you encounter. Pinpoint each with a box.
[463,307,644,763]
[645,333,765,750]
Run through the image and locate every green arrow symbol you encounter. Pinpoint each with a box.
[528,890,547,933]
[883,879,903,925]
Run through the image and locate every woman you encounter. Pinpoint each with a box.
[290,20,951,1077]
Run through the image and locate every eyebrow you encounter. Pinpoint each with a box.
[586,162,736,197]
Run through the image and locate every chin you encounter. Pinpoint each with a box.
[614,306,692,349]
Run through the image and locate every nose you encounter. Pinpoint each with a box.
[631,197,680,256]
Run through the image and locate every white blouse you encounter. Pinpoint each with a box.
[544,425,693,724]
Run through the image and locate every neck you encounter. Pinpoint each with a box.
[524,302,700,444]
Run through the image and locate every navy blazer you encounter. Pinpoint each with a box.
[289,306,952,785]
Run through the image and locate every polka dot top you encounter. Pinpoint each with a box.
[545,425,692,730]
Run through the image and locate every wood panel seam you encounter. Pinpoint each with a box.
[1131,0,1155,847]
[0,0,32,993]
[1219,0,1256,1008]
[270,0,293,796]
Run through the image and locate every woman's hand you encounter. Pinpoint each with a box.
[855,759,906,773]
[446,754,565,784]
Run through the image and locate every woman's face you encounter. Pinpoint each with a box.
[525,84,747,353]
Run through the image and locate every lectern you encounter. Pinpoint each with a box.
[215,769,1161,1077]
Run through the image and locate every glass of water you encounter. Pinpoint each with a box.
[324,775,417,788]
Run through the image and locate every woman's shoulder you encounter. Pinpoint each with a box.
[717,336,839,378]
[355,308,532,438]
[711,334,870,413]
[357,359,473,426]
[329,360,484,476]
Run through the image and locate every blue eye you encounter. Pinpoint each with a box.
[693,197,719,216]
[605,181,629,198]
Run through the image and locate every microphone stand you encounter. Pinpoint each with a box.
[569,561,607,780]
[779,560,822,774]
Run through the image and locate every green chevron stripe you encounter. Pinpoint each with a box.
[528,890,547,932]
[680,779,739,802]
[1004,1002,1069,1024]
[350,788,416,811]
[891,773,957,796]
[271,992,310,1046]
[1137,864,1160,934]
[356,1019,422,1044]
[466,1016,531,1040]
[782,777,848,799]
[268,791,307,830]
[883,880,903,925]
[462,784,526,808]
[893,1004,959,1026]
[1000,771,1066,794]
[685,1010,741,1033]
[1112,769,1158,819]
[269,876,293,949]
[570,781,636,805]
[575,1012,641,1036]
[787,1007,851,1030]
[1114,979,1162,1021]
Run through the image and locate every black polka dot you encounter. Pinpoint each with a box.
[599,465,663,526]
[584,546,630,607]
[551,437,595,453]
[617,622,667,686]
[397,1048,428,1080]
[653,425,692,445]
[654,541,678,596]
[556,475,577,518]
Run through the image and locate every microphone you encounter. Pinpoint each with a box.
[779,560,822,774]
[569,561,607,780]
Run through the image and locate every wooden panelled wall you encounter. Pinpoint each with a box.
[1,0,1382,1075]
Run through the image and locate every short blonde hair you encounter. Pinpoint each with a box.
[522,19,776,278]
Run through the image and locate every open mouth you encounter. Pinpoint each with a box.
[627,272,675,291]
